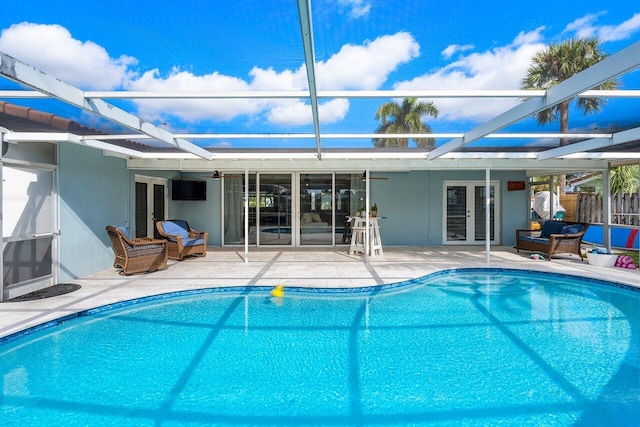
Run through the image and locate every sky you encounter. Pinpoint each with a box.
[1,0,640,149]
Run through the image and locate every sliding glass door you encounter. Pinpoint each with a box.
[223,172,364,247]
[299,174,333,245]
[258,174,292,245]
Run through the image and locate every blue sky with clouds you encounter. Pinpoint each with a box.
[1,0,639,148]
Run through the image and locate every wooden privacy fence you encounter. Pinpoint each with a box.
[571,193,640,225]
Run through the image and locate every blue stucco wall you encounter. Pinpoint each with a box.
[168,172,222,245]
[371,170,528,246]
[58,143,131,281]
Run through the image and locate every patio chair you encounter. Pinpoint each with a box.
[515,221,589,261]
[156,220,208,260]
[105,226,168,275]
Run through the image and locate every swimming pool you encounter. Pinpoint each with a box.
[1,269,639,426]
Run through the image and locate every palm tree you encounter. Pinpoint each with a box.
[521,37,619,193]
[589,165,640,195]
[373,97,439,148]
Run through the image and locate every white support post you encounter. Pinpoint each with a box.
[0,130,4,301]
[549,176,556,220]
[603,166,611,250]
[365,170,370,261]
[244,170,249,263]
[486,168,491,263]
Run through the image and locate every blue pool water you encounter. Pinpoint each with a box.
[1,269,640,426]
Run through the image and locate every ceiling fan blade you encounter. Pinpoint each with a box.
[200,171,244,179]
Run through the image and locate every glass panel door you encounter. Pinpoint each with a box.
[224,173,251,245]
[153,183,166,239]
[446,185,468,242]
[474,185,495,241]
[258,174,292,246]
[336,173,365,244]
[299,174,333,245]
[135,182,148,238]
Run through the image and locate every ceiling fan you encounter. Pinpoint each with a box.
[200,170,244,179]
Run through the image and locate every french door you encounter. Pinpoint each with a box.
[443,181,500,245]
[135,176,168,238]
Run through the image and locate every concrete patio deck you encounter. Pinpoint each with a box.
[1,246,639,339]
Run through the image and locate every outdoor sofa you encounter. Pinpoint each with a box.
[156,220,208,260]
[515,220,589,261]
[105,226,168,274]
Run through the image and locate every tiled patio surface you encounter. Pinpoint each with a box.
[1,246,638,339]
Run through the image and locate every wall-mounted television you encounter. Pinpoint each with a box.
[171,180,207,201]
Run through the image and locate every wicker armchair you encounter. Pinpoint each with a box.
[516,221,589,261]
[105,226,168,275]
[156,220,208,260]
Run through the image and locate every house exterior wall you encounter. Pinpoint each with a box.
[56,145,528,281]
[168,172,222,244]
[370,170,528,246]
[58,143,131,282]
[161,170,529,247]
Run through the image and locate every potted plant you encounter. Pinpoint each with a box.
[371,203,378,217]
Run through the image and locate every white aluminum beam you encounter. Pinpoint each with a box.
[297,0,322,159]
[538,126,640,160]
[4,131,145,158]
[0,52,213,160]
[126,156,606,173]
[4,89,640,100]
[80,132,611,140]
[428,41,640,160]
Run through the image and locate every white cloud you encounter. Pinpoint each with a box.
[127,68,264,122]
[597,13,640,42]
[563,13,604,38]
[395,28,546,122]
[315,32,420,90]
[564,12,640,42]
[0,20,417,127]
[0,22,135,90]
[442,44,474,60]
[130,32,418,124]
[267,98,350,126]
[248,66,307,91]
[336,0,372,19]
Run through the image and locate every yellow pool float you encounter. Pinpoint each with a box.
[270,285,285,298]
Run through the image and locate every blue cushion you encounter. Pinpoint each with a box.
[519,236,550,245]
[540,221,566,238]
[162,221,189,239]
[560,224,582,234]
[117,226,131,240]
[182,237,205,247]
